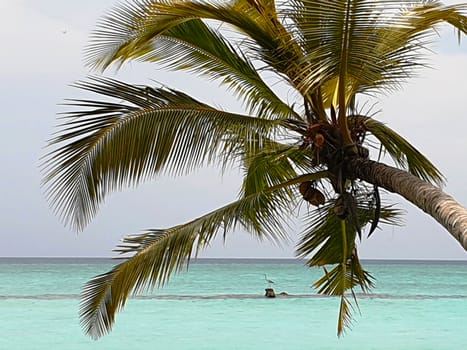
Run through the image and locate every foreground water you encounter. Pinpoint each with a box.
[0,258,466,349]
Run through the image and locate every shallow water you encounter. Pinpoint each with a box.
[0,258,466,349]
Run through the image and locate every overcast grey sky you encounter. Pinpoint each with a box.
[1,0,466,259]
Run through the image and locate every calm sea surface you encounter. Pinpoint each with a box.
[0,258,466,349]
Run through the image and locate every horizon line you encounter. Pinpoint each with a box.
[1,256,466,263]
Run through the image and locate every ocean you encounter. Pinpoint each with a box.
[0,258,466,349]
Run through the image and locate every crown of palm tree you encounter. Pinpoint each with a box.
[42,0,467,339]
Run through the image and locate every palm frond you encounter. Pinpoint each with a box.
[288,0,467,100]
[313,258,375,296]
[312,253,374,336]
[80,174,314,339]
[297,200,358,266]
[297,181,398,335]
[361,116,445,185]
[296,190,402,265]
[86,1,271,68]
[41,77,281,230]
[337,295,353,336]
[86,0,313,96]
[348,250,375,293]
[240,138,323,197]
[93,17,297,120]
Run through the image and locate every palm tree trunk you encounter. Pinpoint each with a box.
[347,158,467,251]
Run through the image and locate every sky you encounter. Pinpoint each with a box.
[0,0,466,260]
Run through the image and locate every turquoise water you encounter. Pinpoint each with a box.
[0,258,466,349]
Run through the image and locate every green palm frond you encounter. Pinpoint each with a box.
[288,0,467,102]
[240,139,321,197]
[359,1,467,91]
[296,192,402,266]
[86,0,311,94]
[91,17,297,120]
[361,116,445,185]
[80,174,314,339]
[313,246,374,336]
[297,201,358,266]
[86,1,281,69]
[314,265,355,333]
[41,77,281,230]
[297,182,400,335]
[313,255,374,335]
[337,296,353,335]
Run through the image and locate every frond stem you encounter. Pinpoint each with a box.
[337,0,355,149]
[338,219,348,336]
[341,219,348,266]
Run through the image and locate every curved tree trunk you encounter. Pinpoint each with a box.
[347,158,467,251]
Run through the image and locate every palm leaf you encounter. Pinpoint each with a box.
[240,138,321,197]
[289,0,467,101]
[80,173,320,339]
[297,182,397,335]
[91,17,297,120]
[297,201,358,266]
[85,1,281,68]
[312,253,374,336]
[361,116,445,185]
[296,189,402,266]
[86,0,313,95]
[337,296,353,336]
[41,77,281,230]
[313,263,357,335]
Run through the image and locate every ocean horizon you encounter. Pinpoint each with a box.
[2,256,467,262]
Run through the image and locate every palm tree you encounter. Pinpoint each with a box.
[42,0,467,339]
